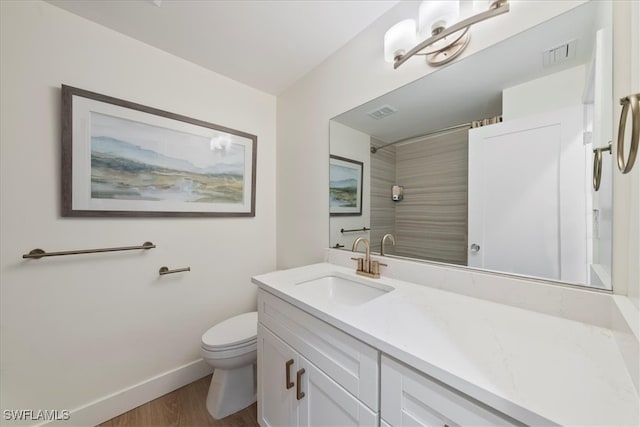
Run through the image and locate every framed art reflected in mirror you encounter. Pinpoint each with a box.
[329,155,363,216]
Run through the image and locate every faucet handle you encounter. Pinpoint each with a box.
[350,257,364,272]
[370,260,387,276]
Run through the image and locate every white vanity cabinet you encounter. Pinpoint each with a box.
[253,263,639,426]
[381,356,522,427]
[257,290,379,427]
[259,325,377,426]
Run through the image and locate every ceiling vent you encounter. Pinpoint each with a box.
[543,40,576,67]
[367,104,398,120]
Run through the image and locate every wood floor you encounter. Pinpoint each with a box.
[99,375,258,427]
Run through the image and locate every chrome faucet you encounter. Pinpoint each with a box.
[351,237,386,278]
[380,233,396,256]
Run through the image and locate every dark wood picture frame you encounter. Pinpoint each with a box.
[329,154,363,216]
[61,85,257,217]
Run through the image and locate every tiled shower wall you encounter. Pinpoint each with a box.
[370,129,468,265]
[370,138,396,254]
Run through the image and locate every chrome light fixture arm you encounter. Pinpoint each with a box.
[393,1,510,69]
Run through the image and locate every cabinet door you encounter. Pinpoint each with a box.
[381,356,520,427]
[298,355,378,427]
[258,324,298,427]
[259,290,379,411]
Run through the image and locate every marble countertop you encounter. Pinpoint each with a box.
[252,262,639,426]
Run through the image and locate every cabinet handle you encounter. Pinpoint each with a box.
[296,368,306,400]
[285,359,294,390]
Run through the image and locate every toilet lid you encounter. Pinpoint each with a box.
[202,311,257,350]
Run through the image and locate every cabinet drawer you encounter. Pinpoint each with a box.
[381,355,523,426]
[258,289,379,411]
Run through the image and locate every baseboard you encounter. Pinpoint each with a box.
[40,359,213,427]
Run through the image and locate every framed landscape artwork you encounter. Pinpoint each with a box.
[61,85,257,217]
[329,155,363,216]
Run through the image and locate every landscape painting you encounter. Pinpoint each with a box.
[90,112,245,204]
[61,85,257,217]
[329,155,362,216]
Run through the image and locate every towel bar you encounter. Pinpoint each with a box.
[23,241,155,259]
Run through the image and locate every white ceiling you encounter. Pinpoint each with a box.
[46,0,399,95]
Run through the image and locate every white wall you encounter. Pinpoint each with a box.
[590,25,615,288]
[0,1,276,425]
[502,65,586,121]
[629,0,640,309]
[328,122,371,251]
[276,0,590,269]
[612,0,640,308]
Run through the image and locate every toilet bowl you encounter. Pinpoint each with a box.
[201,311,257,420]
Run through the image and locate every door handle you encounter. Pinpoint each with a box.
[285,359,294,390]
[296,368,306,400]
[470,243,480,253]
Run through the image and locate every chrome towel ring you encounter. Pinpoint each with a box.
[617,93,640,174]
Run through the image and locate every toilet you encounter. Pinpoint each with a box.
[200,311,258,420]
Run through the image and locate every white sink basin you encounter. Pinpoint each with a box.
[294,274,393,305]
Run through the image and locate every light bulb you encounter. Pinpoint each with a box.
[419,1,460,38]
[384,19,417,63]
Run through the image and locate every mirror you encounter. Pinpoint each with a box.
[329,1,613,290]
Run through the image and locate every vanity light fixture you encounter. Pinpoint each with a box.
[384,0,510,68]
